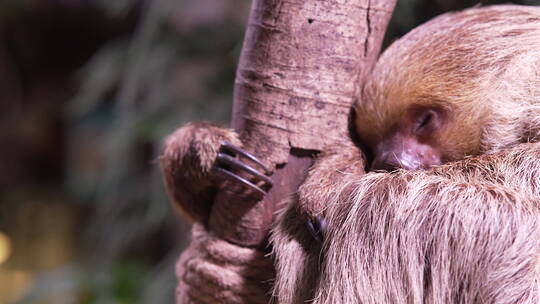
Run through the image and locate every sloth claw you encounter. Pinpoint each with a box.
[306,216,327,243]
[220,142,272,174]
[215,167,268,195]
[214,142,273,194]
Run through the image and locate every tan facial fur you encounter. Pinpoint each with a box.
[357,5,540,169]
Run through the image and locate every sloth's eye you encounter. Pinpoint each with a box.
[415,110,436,132]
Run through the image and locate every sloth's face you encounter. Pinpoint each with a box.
[358,105,448,172]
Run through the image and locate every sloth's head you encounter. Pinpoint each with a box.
[355,6,539,171]
[355,103,457,171]
[355,30,485,171]
[355,92,487,171]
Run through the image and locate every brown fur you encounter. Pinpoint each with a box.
[176,224,274,304]
[273,142,540,304]
[272,5,540,304]
[316,144,540,304]
[271,141,366,303]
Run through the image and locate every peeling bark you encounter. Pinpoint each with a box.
[209,0,397,247]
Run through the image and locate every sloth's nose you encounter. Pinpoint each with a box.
[370,151,420,172]
[370,138,441,172]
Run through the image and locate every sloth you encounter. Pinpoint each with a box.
[160,4,540,304]
[271,5,540,304]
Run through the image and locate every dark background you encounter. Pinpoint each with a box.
[0,0,538,303]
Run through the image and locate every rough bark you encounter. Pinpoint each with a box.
[208,0,397,247]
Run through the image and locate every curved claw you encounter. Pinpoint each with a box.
[217,153,273,185]
[305,216,327,243]
[215,142,273,194]
[220,142,272,175]
[215,167,266,196]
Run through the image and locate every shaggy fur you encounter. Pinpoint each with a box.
[272,143,540,304]
[271,141,365,303]
[318,144,540,304]
[272,5,540,304]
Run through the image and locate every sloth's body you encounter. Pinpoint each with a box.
[160,5,540,304]
[273,5,540,304]
[356,5,540,170]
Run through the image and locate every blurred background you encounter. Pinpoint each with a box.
[0,0,538,303]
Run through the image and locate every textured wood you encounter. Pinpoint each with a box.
[209,0,397,247]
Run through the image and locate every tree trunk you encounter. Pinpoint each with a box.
[209,0,397,247]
